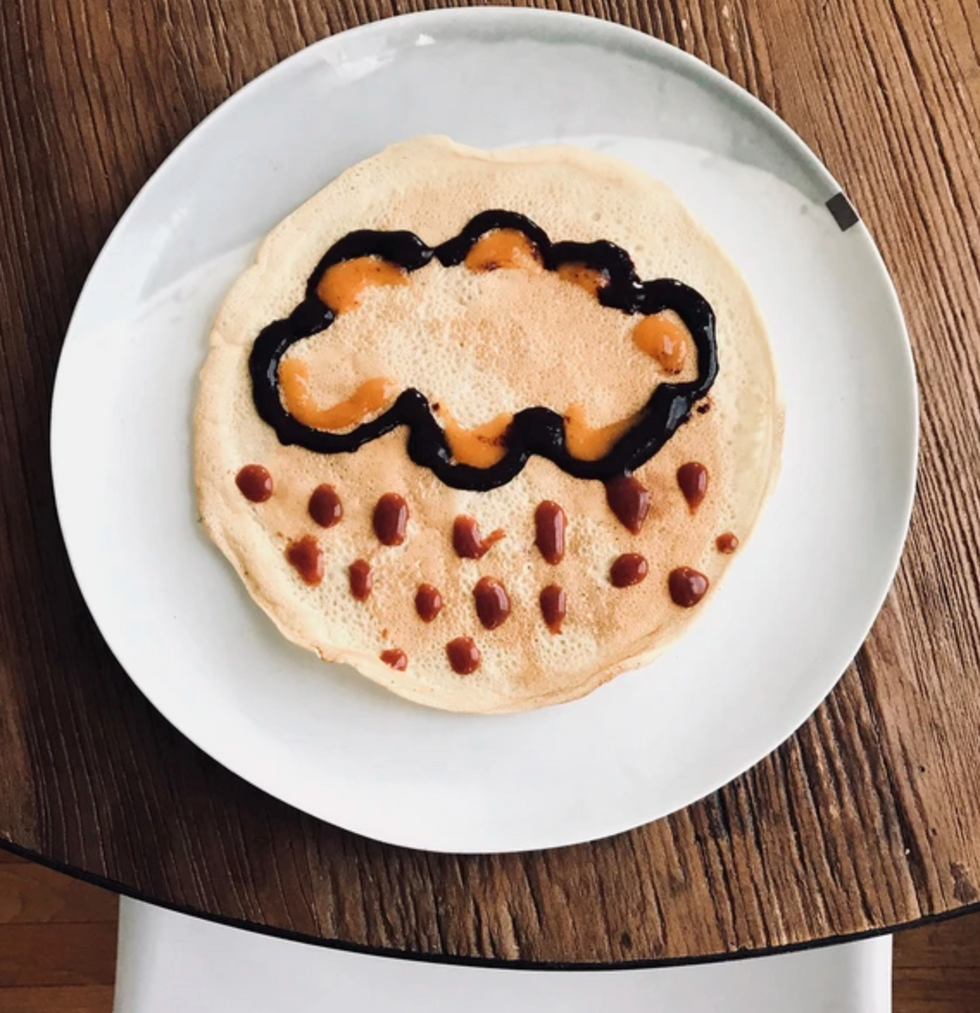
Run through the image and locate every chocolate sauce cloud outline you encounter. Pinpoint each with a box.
[249,210,718,492]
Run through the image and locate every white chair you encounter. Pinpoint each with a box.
[113,897,892,1013]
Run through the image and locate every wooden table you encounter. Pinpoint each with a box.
[1,0,978,967]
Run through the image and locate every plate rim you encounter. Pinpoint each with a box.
[50,6,919,853]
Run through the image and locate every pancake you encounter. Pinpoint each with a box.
[195,136,782,713]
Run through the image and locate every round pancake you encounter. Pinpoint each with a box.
[195,136,782,713]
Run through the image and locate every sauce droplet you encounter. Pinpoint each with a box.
[534,501,567,564]
[452,515,506,559]
[349,559,372,601]
[380,648,407,671]
[236,464,273,503]
[669,567,710,607]
[285,535,323,586]
[415,583,443,623]
[610,553,649,588]
[677,462,709,512]
[373,493,409,546]
[446,637,481,675]
[605,475,651,534]
[716,532,739,554]
[473,577,511,630]
[308,484,342,528]
[539,584,567,634]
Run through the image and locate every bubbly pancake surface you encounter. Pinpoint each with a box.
[195,136,782,713]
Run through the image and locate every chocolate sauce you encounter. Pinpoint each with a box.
[285,535,323,586]
[534,501,567,564]
[677,462,709,511]
[447,637,481,675]
[539,584,567,634]
[308,483,342,527]
[373,492,408,546]
[668,567,709,607]
[380,648,408,670]
[604,475,650,534]
[349,559,372,601]
[716,532,739,554]
[415,583,443,622]
[249,210,717,491]
[473,577,511,630]
[236,464,273,503]
[610,553,649,588]
[452,515,505,559]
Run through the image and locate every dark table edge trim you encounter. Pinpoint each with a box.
[0,835,967,969]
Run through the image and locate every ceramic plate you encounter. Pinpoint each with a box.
[51,9,917,852]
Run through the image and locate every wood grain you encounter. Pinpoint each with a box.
[1,858,979,1012]
[1,0,979,964]
[0,861,117,1012]
[895,915,980,1013]
[0,865,117,925]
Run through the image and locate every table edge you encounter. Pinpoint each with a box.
[0,835,968,969]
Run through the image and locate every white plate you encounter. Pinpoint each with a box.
[51,9,917,853]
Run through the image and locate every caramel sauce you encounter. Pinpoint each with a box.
[669,566,709,607]
[415,583,443,622]
[610,553,649,588]
[464,229,542,272]
[534,501,567,564]
[556,262,609,296]
[716,531,739,554]
[473,577,511,631]
[349,558,372,601]
[452,515,505,559]
[315,256,408,314]
[604,475,650,535]
[235,464,273,503]
[285,535,323,586]
[539,584,567,634]
[564,403,636,461]
[278,360,391,432]
[373,492,409,546]
[677,462,709,512]
[380,648,408,671]
[438,408,512,468]
[446,636,481,675]
[633,310,691,374]
[308,484,342,528]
